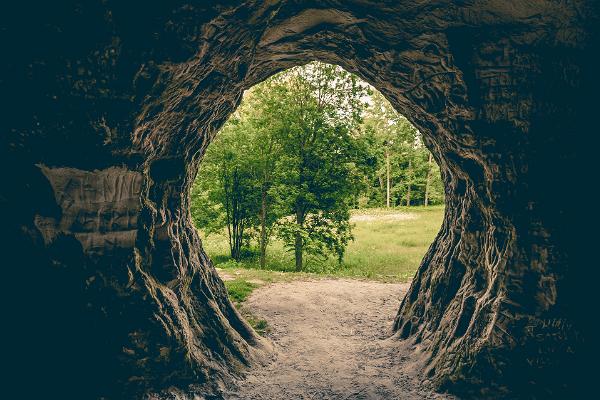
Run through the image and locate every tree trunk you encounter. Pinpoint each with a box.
[294,206,304,272]
[377,173,385,200]
[424,152,432,206]
[385,147,391,208]
[232,224,243,261]
[259,186,268,269]
[294,232,303,272]
[406,159,412,207]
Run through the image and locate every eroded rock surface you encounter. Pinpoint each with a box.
[1,1,597,398]
[34,165,142,254]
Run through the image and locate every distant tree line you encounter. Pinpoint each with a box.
[191,62,443,270]
[359,90,444,209]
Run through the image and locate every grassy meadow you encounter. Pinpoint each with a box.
[201,205,443,292]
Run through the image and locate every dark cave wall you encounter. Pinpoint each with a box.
[1,2,268,398]
[1,1,597,398]
[392,31,595,397]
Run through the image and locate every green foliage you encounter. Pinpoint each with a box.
[192,86,286,260]
[359,90,444,207]
[277,210,353,264]
[260,62,370,269]
[191,61,444,273]
[194,62,373,270]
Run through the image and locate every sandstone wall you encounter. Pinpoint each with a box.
[1,1,597,398]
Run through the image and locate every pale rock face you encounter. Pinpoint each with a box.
[34,165,142,255]
[1,1,596,398]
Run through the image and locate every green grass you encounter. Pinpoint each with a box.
[223,278,274,336]
[340,206,444,281]
[224,279,259,303]
[203,205,444,283]
[244,313,269,336]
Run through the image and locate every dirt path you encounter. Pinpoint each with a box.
[226,279,456,400]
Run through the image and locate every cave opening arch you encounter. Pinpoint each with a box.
[2,2,595,399]
[133,17,568,398]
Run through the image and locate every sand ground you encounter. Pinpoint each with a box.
[225,279,456,400]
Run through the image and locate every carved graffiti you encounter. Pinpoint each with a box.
[34,165,143,256]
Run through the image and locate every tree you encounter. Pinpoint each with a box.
[265,62,370,271]
[361,91,426,207]
[359,90,445,208]
[192,91,276,265]
[192,96,268,261]
[424,152,433,206]
[244,82,289,268]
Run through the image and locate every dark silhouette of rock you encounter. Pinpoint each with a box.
[1,1,597,398]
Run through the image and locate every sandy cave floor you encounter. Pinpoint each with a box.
[224,279,457,400]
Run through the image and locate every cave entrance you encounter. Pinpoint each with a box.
[189,62,447,397]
